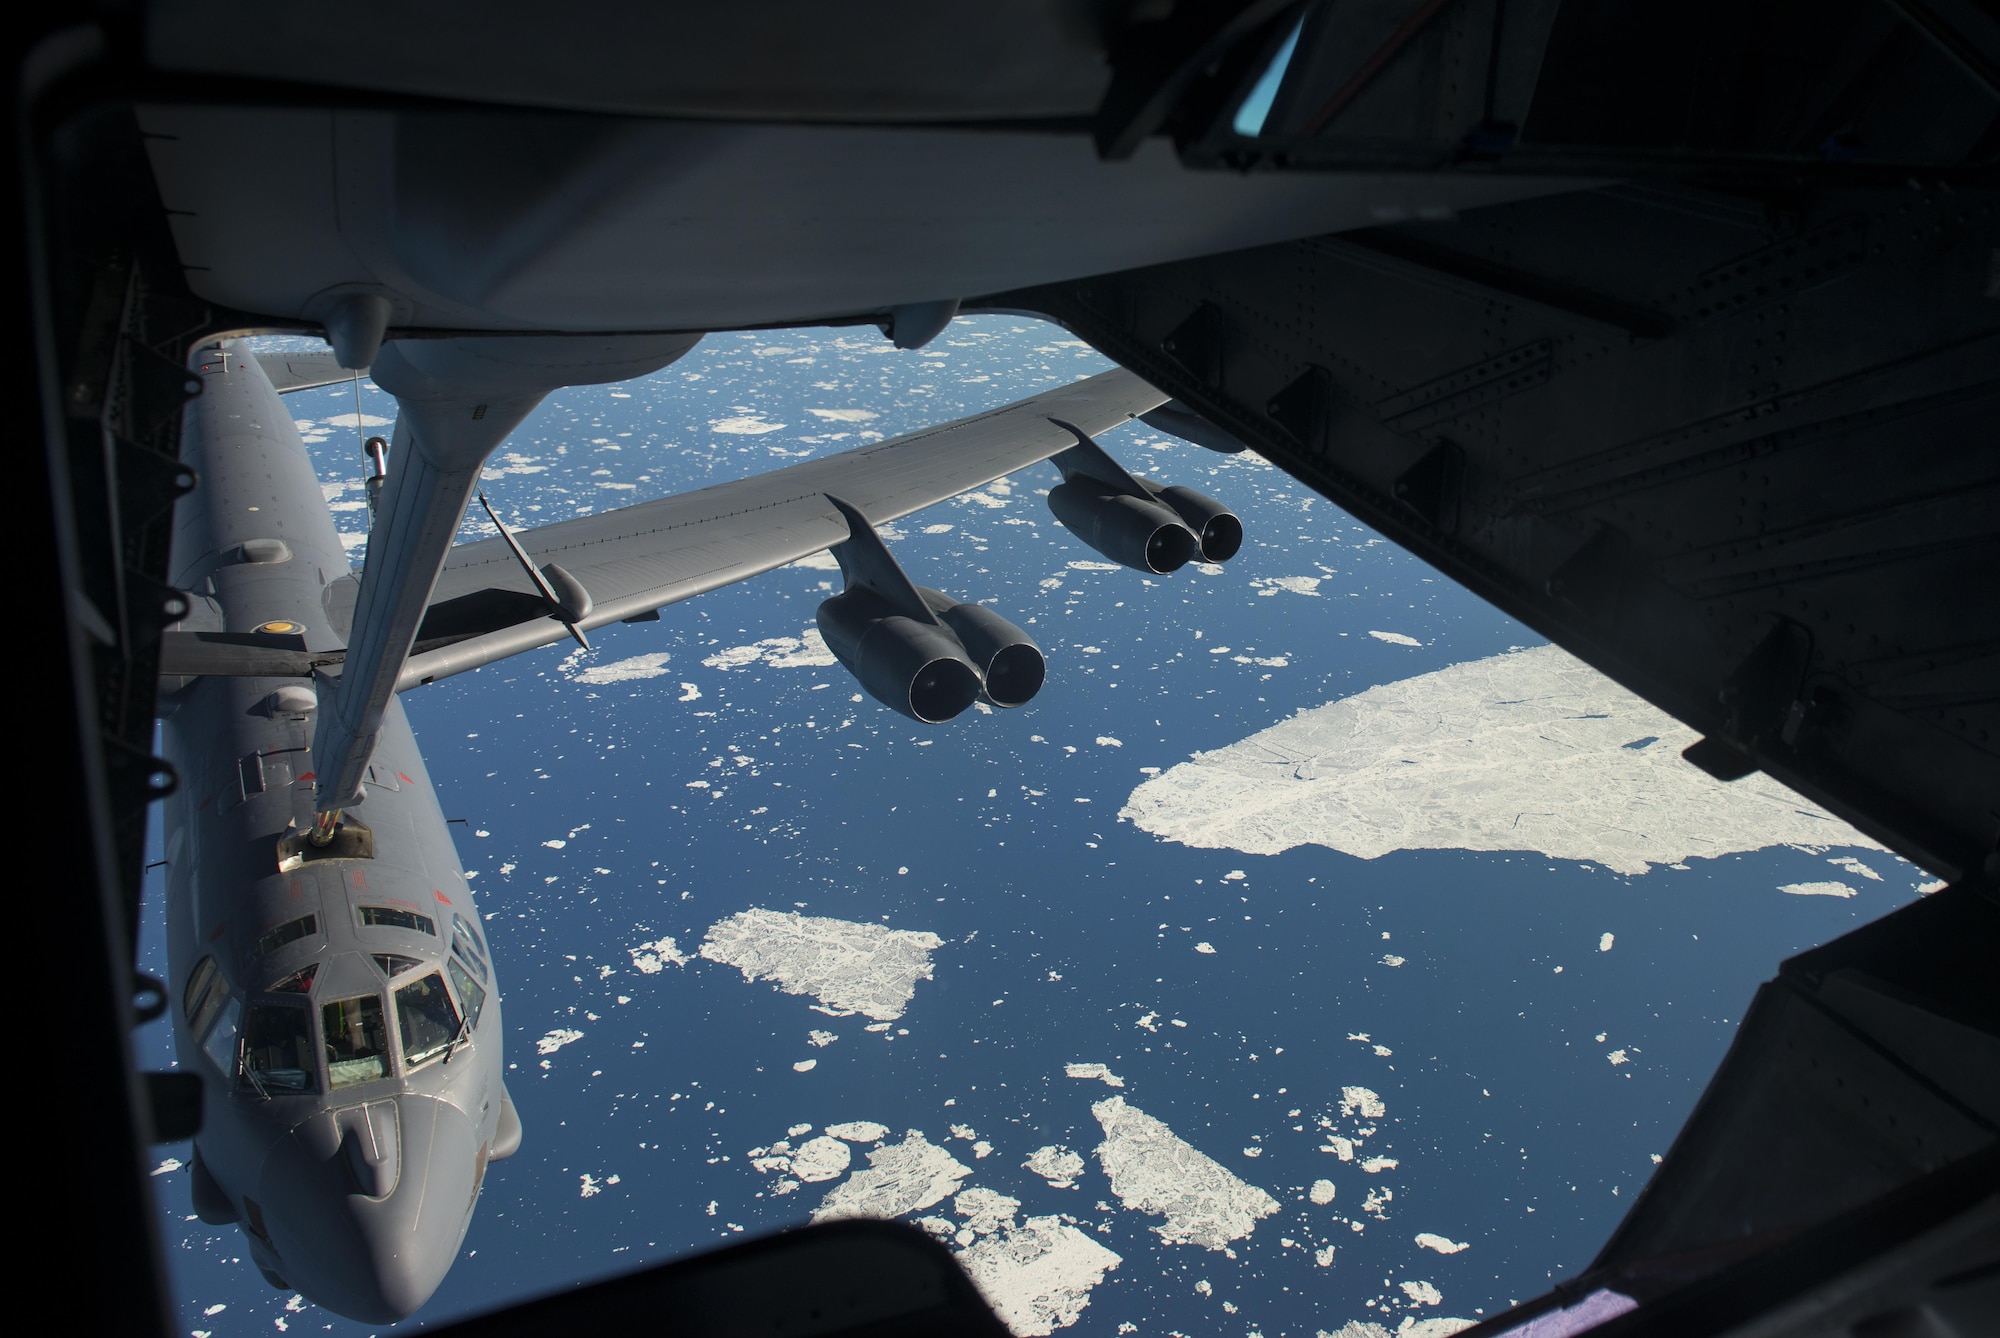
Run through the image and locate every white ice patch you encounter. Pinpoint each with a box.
[957,1215,1122,1337]
[1064,1063,1125,1087]
[811,1132,972,1223]
[1067,561,1121,571]
[1320,1322,1475,1338]
[573,652,672,684]
[806,408,879,422]
[152,1158,184,1177]
[1599,933,1616,952]
[1340,1087,1387,1119]
[318,412,392,428]
[1415,1233,1469,1254]
[791,1136,853,1182]
[628,936,688,974]
[712,415,786,434]
[1781,880,1858,898]
[1401,1281,1444,1306]
[1310,1180,1336,1204]
[700,909,943,1021]
[1828,855,1884,881]
[827,1121,891,1143]
[703,628,837,671]
[1025,1145,1086,1189]
[536,1028,584,1055]
[1123,645,1884,876]
[1369,630,1424,646]
[1252,576,1322,596]
[1090,1096,1279,1250]
[922,523,956,534]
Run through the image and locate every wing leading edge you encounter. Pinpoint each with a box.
[388,366,1167,688]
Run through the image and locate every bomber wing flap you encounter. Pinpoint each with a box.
[394,366,1166,688]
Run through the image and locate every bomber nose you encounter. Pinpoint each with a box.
[255,1095,483,1322]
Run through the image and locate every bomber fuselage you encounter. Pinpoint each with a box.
[158,343,513,1322]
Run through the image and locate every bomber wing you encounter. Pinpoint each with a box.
[379,366,1166,688]
[256,349,365,393]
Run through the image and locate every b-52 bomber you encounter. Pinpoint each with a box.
[158,333,1241,1320]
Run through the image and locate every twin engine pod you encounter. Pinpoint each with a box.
[815,495,1044,724]
[1044,419,1243,573]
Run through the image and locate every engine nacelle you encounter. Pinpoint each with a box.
[1047,481,1198,574]
[920,589,1045,708]
[816,587,982,723]
[1140,480,1243,563]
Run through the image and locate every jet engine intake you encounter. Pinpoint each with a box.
[817,587,983,724]
[1047,482,1198,574]
[1140,480,1243,562]
[920,589,1045,708]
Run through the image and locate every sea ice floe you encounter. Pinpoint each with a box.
[1780,881,1858,898]
[1401,1281,1444,1306]
[1122,645,1883,876]
[790,1136,851,1182]
[1599,933,1615,952]
[1340,1087,1387,1120]
[1828,855,1883,881]
[703,629,837,671]
[1064,1063,1125,1088]
[957,1214,1122,1337]
[1091,1096,1279,1250]
[1414,1233,1468,1254]
[536,1029,583,1055]
[807,408,878,421]
[826,1121,890,1143]
[1253,576,1321,596]
[1319,1322,1474,1338]
[1025,1145,1086,1189]
[1310,1180,1336,1204]
[711,415,786,434]
[1368,631,1422,646]
[699,909,943,1020]
[811,1132,972,1223]
[628,936,688,974]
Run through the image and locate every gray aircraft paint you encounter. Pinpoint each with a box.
[159,343,511,1323]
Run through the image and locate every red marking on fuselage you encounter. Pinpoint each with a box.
[297,771,316,784]
[434,890,453,905]
[198,793,214,811]
[397,772,413,785]
[207,922,227,942]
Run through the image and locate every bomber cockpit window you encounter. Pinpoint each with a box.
[184,956,226,1041]
[323,995,390,1088]
[446,957,487,1033]
[373,954,422,978]
[201,997,240,1075]
[249,915,317,961]
[396,973,463,1068]
[359,905,436,936]
[240,1003,316,1094]
[451,915,489,983]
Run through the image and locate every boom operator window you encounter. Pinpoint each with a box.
[324,994,391,1088]
[397,974,463,1068]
